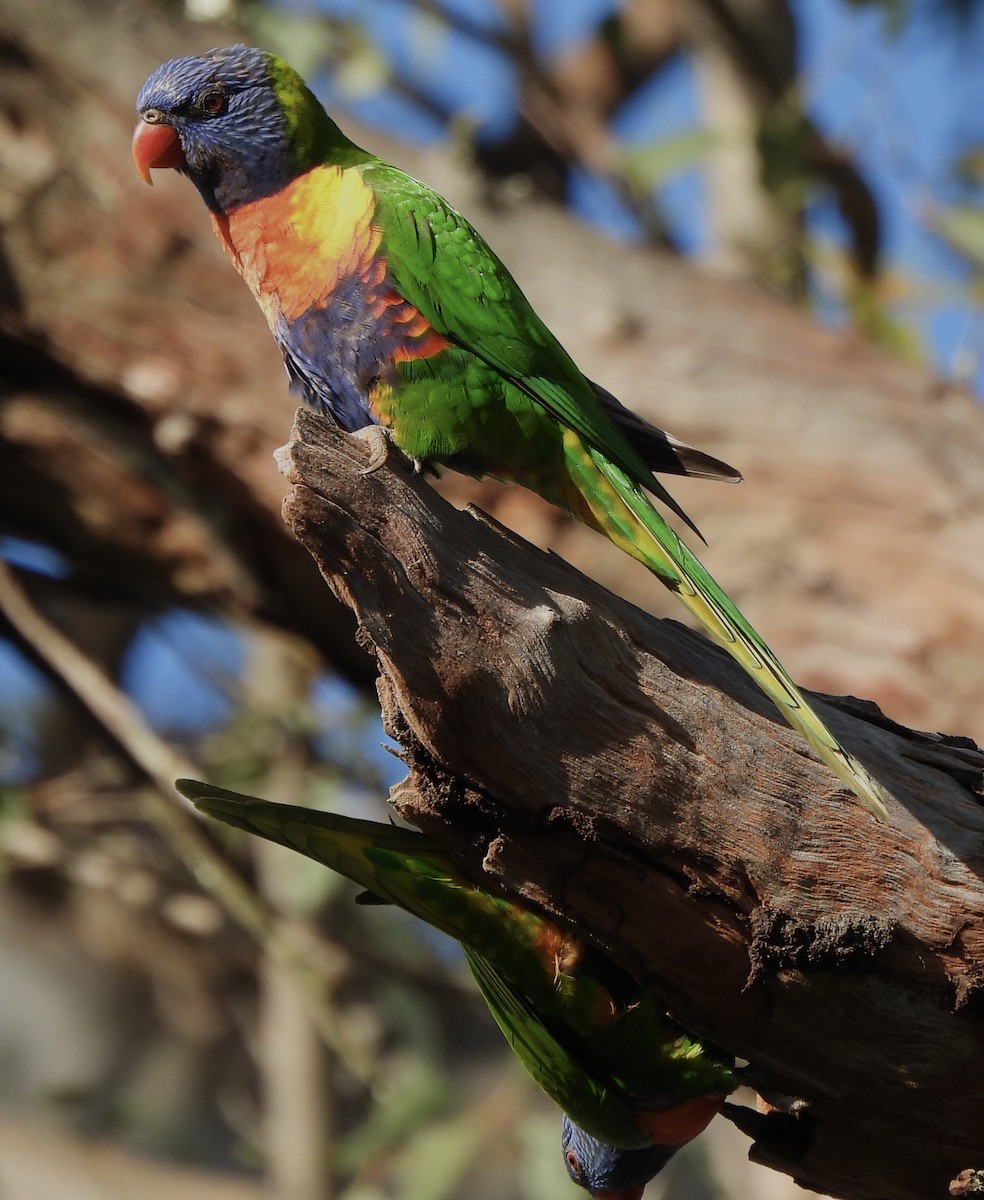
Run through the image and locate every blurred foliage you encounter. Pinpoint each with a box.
[848,0,984,29]
[620,131,718,194]
[845,0,912,32]
[931,204,984,279]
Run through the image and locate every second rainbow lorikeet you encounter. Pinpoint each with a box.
[176,778,736,1199]
[134,47,889,820]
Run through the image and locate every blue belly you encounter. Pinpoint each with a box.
[276,273,390,433]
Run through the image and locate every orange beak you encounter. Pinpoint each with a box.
[131,119,185,185]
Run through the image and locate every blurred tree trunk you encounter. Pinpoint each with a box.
[685,0,798,274]
[685,0,881,281]
[244,629,336,1200]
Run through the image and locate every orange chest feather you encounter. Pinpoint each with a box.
[635,1095,722,1147]
[210,166,382,325]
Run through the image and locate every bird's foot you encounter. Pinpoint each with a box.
[352,426,427,476]
[721,1099,813,1161]
[353,424,393,475]
[950,1168,984,1196]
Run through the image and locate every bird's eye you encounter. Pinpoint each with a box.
[564,1150,582,1177]
[196,86,226,116]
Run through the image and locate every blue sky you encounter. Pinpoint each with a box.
[793,0,984,385]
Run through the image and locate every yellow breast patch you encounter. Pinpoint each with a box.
[210,165,381,325]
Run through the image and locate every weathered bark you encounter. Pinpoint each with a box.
[280,406,984,1200]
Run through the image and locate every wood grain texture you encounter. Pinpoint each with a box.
[281,406,984,1200]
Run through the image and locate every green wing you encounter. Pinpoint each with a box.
[462,945,650,1150]
[363,163,699,529]
[360,167,893,822]
[180,780,734,1135]
[178,781,629,1036]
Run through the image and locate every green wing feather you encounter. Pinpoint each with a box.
[363,165,890,820]
[179,781,645,1037]
[178,780,734,1143]
[364,164,701,532]
[461,945,650,1150]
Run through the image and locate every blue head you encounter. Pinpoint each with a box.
[133,45,358,212]
[561,1117,678,1200]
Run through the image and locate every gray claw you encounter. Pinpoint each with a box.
[354,425,392,475]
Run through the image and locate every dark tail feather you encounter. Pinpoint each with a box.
[589,380,742,484]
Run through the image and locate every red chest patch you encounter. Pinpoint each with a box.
[636,1095,723,1147]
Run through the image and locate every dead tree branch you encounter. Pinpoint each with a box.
[279,406,984,1200]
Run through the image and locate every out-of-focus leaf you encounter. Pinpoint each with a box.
[954,148,984,186]
[518,1110,578,1200]
[334,1041,449,1171]
[843,0,909,35]
[248,11,343,80]
[847,285,924,361]
[249,10,390,98]
[804,237,925,361]
[620,129,717,189]
[333,1063,448,1182]
[758,94,812,212]
[928,203,984,272]
[332,40,392,100]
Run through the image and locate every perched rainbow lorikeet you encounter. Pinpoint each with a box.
[176,778,736,1199]
[134,46,889,821]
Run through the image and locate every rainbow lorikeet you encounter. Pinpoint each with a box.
[176,778,736,1199]
[134,46,888,821]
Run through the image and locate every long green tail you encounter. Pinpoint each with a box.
[177,780,735,1150]
[563,434,889,820]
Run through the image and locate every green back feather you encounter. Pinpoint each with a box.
[363,164,700,533]
[462,946,650,1149]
